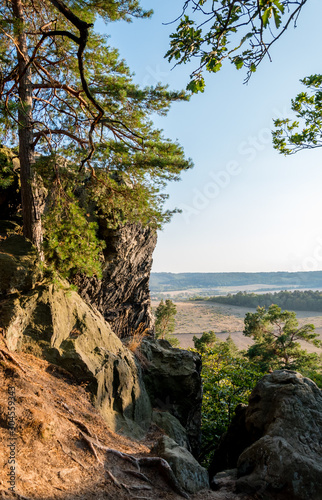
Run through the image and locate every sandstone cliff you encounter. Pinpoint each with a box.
[73,223,157,338]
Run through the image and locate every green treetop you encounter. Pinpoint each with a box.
[273,75,322,154]
[244,304,322,371]
[155,299,177,340]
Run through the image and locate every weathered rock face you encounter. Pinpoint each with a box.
[73,223,157,338]
[151,436,209,494]
[152,410,190,449]
[0,236,152,438]
[209,370,322,500]
[1,175,156,341]
[140,338,203,457]
[0,235,42,297]
[0,233,206,477]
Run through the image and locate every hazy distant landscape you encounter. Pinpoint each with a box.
[150,272,322,300]
[151,299,322,353]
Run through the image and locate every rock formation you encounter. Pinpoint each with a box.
[0,235,152,438]
[140,338,203,457]
[0,233,207,496]
[152,410,190,449]
[209,370,322,500]
[0,156,157,339]
[72,223,157,338]
[151,436,209,494]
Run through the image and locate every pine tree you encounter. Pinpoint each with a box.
[0,1,192,274]
[244,304,322,371]
[155,299,177,340]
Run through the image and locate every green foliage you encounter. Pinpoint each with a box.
[196,335,262,465]
[154,299,178,342]
[167,1,306,91]
[244,304,322,371]
[273,75,322,154]
[207,289,322,313]
[0,146,15,190]
[193,330,218,353]
[166,334,180,348]
[44,189,105,278]
[197,307,322,466]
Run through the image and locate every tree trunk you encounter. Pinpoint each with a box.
[12,0,44,259]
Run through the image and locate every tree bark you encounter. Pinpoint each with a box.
[12,0,44,259]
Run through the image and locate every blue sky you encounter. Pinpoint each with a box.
[101,0,322,273]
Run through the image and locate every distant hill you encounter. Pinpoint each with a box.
[207,289,322,313]
[150,272,322,292]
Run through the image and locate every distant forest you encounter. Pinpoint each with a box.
[207,290,322,313]
[150,272,322,292]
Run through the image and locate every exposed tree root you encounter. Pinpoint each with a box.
[79,430,190,498]
[0,348,27,373]
[106,469,123,488]
[68,416,94,436]
[124,469,153,484]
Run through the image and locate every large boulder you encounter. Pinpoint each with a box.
[209,370,322,500]
[73,223,157,338]
[0,258,152,439]
[140,338,203,456]
[151,436,209,494]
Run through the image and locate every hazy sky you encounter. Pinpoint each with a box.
[102,0,322,273]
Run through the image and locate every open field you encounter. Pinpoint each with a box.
[151,299,322,352]
[151,284,322,300]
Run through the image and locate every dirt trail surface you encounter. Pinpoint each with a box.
[0,334,253,500]
[151,300,322,352]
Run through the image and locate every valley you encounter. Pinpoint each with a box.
[151,299,322,352]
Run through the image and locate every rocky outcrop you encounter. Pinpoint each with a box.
[209,370,322,500]
[0,234,206,456]
[73,223,157,338]
[140,338,203,457]
[0,236,152,438]
[1,167,157,341]
[151,436,209,494]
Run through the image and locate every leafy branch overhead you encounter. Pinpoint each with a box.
[167,1,322,159]
[166,0,307,92]
[273,75,322,154]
